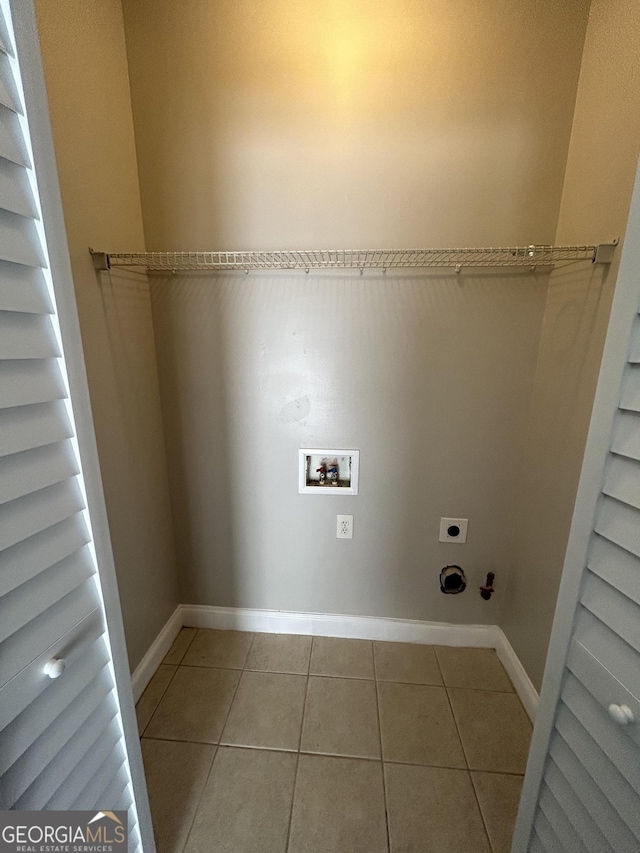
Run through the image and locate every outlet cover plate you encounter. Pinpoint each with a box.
[439,518,468,543]
[337,514,354,539]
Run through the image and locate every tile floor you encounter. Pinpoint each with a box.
[136,629,532,853]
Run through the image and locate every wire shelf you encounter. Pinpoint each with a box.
[90,244,615,273]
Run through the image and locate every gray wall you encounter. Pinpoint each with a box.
[123,0,590,628]
[151,270,546,624]
[502,0,640,688]
[35,0,180,670]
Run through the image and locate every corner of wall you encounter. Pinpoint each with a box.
[34,0,181,671]
[501,0,640,689]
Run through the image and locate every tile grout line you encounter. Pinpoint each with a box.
[216,630,256,747]
[179,626,198,661]
[136,634,185,740]
[177,662,514,693]
[148,632,522,852]
[139,734,527,775]
[373,641,392,853]
[178,743,218,853]
[178,632,251,853]
[138,667,178,738]
[284,636,313,852]
[137,629,197,737]
[435,650,494,853]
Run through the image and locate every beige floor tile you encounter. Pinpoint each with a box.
[245,633,312,674]
[221,671,307,750]
[184,746,296,853]
[288,754,387,853]
[471,771,523,853]
[448,688,532,773]
[378,682,465,768]
[374,641,443,685]
[163,627,197,665]
[135,665,177,735]
[181,628,254,669]
[141,738,215,853]
[435,647,514,692]
[385,763,491,853]
[309,637,374,679]
[145,665,240,743]
[301,676,380,759]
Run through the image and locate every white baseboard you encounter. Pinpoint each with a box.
[131,605,182,702]
[134,603,539,720]
[494,630,539,722]
[181,604,503,648]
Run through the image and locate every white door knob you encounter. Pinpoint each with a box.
[608,703,634,725]
[43,658,66,679]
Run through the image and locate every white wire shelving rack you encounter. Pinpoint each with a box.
[90,243,616,274]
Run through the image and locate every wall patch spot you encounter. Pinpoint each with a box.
[279,396,311,423]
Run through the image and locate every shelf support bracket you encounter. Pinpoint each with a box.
[90,249,111,271]
[594,242,618,264]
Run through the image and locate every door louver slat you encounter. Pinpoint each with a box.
[45,723,124,811]
[544,759,611,853]
[0,677,113,808]
[0,358,66,409]
[0,262,50,313]
[594,495,640,558]
[0,661,111,777]
[587,535,640,608]
[534,810,563,853]
[580,571,640,655]
[13,706,120,810]
[530,833,548,853]
[574,606,640,700]
[0,580,99,688]
[538,786,584,853]
[0,208,45,266]
[0,105,29,167]
[0,439,79,505]
[0,612,104,730]
[0,399,73,458]
[561,671,640,790]
[0,512,89,597]
[602,454,640,510]
[0,311,59,359]
[549,728,638,852]
[0,157,38,218]
[611,411,640,460]
[0,546,94,643]
[66,746,126,811]
[555,706,640,836]
[0,477,84,552]
[86,761,129,813]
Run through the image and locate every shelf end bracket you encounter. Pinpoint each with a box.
[89,248,111,271]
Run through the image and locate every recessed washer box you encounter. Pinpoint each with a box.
[299,449,360,495]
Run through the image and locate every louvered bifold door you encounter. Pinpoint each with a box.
[522,237,640,846]
[0,2,142,848]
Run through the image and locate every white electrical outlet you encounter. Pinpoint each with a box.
[337,514,354,539]
[439,518,468,543]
